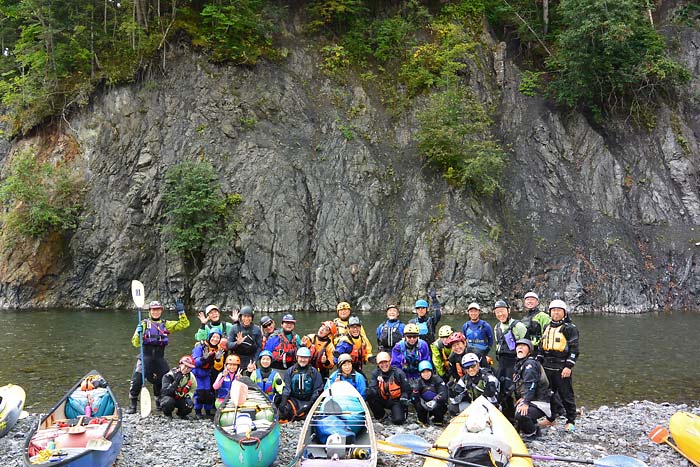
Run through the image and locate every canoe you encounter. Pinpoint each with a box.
[214,376,280,467]
[670,411,700,464]
[294,380,377,467]
[0,383,26,438]
[22,370,123,467]
[422,395,532,467]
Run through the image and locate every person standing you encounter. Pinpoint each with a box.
[408,289,442,345]
[264,314,303,370]
[302,321,336,380]
[192,329,225,418]
[514,339,551,439]
[260,316,276,349]
[538,299,579,433]
[493,300,527,421]
[194,304,232,342]
[461,302,494,366]
[227,305,263,369]
[520,292,551,346]
[160,356,197,419]
[334,316,373,373]
[376,304,405,353]
[333,302,370,345]
[278,347,324,422]
[366,352,411,425]
[445,332,468,384]
[430,325,453,380]
[390,323,430,381]
[127,299,190,414]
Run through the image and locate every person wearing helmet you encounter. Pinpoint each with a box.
[366,351,411,425]
[493,299,527,421]
[376,304,406,353]
[191,329,226,418]
[520,292,551,347]
[445,332,468,383]
[325,353,367,397]
[513,339,551,439]
[264,314,303,370]
[250,350,285,403]
[279,346,323,422]
[333,302,371,346]
[226,305,262,369]
[448,353,500,415]
[334,316,373,373]
[301,321,337,379]
[390,323,430,381]
[127,298,190,414]
[195,304,232,342]
[430,325,454,379]
[159,355,197,419]
[410,360,448,425]
[260,316,276,349]
[461,302,494,365]
[538,299,579,433]
[213,354,242,407]
[407,288,442,346]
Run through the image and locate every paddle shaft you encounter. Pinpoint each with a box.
[512,452,596,464]
[409,449,496,467]
[662,439,700,467]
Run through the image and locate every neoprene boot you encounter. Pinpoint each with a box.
[126,399,137,414]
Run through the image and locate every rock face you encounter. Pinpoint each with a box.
[1,15,699,313]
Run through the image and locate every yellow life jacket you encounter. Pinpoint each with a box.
[541,325,567,352]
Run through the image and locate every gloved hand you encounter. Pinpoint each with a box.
[215,349,224,359]
[175,299,185,315]
[367,354,376,364]
[136,323,144,334]
[425,400,436,410]
[202,348,211,359]
[184,396,194,409]
[399,397,409,406]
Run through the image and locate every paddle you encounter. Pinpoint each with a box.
[131,280,151,418]
[377,440,488,467]
[388,433,649,467]
[227,380,248,423]
[649,426,700,467]
[86,418,114,451]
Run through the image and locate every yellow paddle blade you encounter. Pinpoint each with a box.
[377,440,413,456]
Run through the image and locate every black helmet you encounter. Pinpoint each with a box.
[494,300,509,309]
[515,338,533,354]
[240,305,254,317]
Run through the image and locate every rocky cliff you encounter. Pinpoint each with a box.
[1,10,699,313]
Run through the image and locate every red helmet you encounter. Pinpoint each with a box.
[445,332,466,346]
[179,355,195,368]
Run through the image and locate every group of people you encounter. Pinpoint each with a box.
[125,290,579,440]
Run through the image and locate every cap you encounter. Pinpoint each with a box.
[260,316,273,327]
[376,352,391,364]
[338,354,353,365]
[524,292,539,300]
[386,304,399,311]
[348,316,361,326]
[205,304,220,315]
[467,302,481,311]
[282,313,296,323]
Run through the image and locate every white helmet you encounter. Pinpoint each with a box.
[548,299,568,314]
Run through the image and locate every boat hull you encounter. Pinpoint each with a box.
[0,384,26,438]
[670,411,700,463]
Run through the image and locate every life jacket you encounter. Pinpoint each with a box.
[398,340,421,375]
[495,319,520,356]
[252,367,280,396]
[448,351,465,379]
[346,334,367,366]
[195,341,221,370]
[379,320,403,351]
[417,377,442,401]
[270,331,299,367]
[175,375,194,398]
[541,324,568,353]
[464,320,489,351]
[378,371,402,400]
[411,317,430,338]
[333,317,350,343]
[304,334,332,370]
[142,319,169,346]
[289,366,315,400]
[215,371,237,400]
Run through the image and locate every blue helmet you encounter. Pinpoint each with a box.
[297,347,311,358]
[207,329,222,340]
[259,350,273,359]
[418,360,433,372]
[415,299,429,308]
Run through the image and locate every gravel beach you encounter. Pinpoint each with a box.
[3,401,697,467]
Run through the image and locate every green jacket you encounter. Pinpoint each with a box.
[430,339,452,378]
[131,313,190,348]
[194,321,233,341]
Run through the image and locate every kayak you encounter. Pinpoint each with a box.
[214,376,280,467]
[22,370,123,467]
[294,380,377,467]
[670,411,700,464]
[422,395,533,467]
[0,383,26,438]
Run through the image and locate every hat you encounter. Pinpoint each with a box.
[376,352,391,364]
[149,300,163,309]
[524,292,539,300]
[467,302,481,311]
[494,300,509,309]
[282,313,296,323]
[239,305,254,316]
[205,304,220,315]
[386,304,399,311]
[260,316,273,327]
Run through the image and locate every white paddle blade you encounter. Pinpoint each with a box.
[140,387,152,418]
[131,280,145,308]
[18,410,30,420]
[86,438,112,451]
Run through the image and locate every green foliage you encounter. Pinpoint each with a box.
[162,161,242,260]
[306,0,368,34]
[320,44,351,77]
[0,149,84,239]
[519,70,544,96]
[545,0,690,118]
[416,86,506,196]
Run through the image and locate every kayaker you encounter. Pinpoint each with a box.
[429,325,454,380]
[390,323,430,381]
[445,331,468,383]
[334,316,373,373]
[194,304,232,343]
[376,304,405,353]
[260,315,276,349]
[513,339,551,439]
[192,329,225,418]
[250,350,285,404]
[537,299,579,433]
[160,356,197,420]
[493,299,527,421]
[127,299,190,414]
[461,302,494,366]
[226,305,263,369]
[366,351,411,425]
[301,321,336,379]
[448,353,500,415]
[264,314,303,370]
[407,289,442,345]
[333,302,370,346]
[325,353,367,397]
[213,354,242,407]
[411,360,448,426]
[278,347,324,422]
[520,292,551,346]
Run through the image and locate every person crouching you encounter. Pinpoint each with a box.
[411,360,448,426]
[278,347,324,422]
[160,356,197,419]
[366,352,411,425]
[513,339,551,439]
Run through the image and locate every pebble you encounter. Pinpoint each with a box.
[2,401,695,466]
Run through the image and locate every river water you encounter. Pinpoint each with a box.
[2,309,698,412]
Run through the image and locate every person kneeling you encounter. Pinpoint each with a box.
[513,339,551,439]
[160,356,197,419]
[278,347,324,422]
[366,352,411,425]
[448,353,499,415]
[411,360,448,426]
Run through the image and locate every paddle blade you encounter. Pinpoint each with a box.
[18,410,30,420]
[86,438,112,451]
[595,455,650,467]
[387,433,433,451]
[230,380,248,406]
[649,426,669,444]
[377,440,412,456]
[131,280,145,308]
[140,387,152,418]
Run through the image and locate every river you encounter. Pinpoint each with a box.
[2,308,698,411]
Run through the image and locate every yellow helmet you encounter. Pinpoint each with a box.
[336,302,351,312]
[404,323,420,336]
[438,325,454,338]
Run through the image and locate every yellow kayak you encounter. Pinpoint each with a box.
[0,383,26,438]
[670,411,700,464]
[423,396,532,467]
